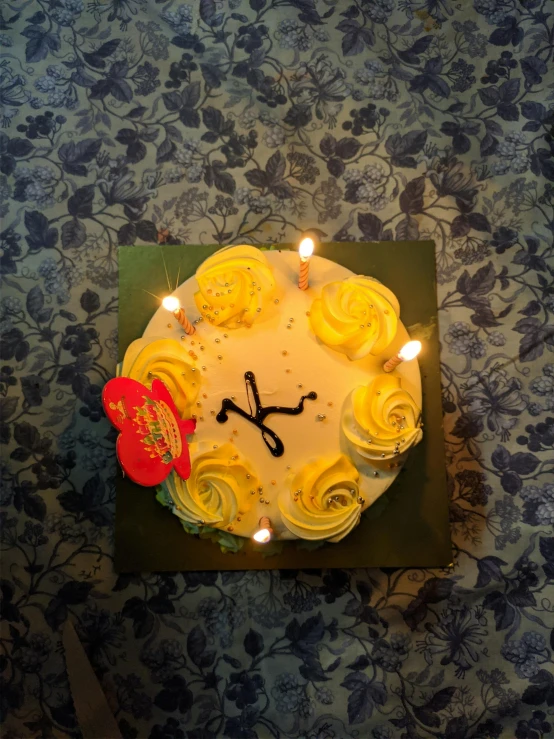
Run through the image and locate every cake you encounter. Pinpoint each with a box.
[114,245,423,549]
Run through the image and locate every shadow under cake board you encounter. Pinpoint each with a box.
[116,242,451,571]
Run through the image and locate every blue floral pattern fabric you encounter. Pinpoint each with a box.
[1,0,554,737]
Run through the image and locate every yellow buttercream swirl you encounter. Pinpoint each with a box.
[119,337,199,416]
[194,245,276,329]
[165,443,257,527]
[309,276,400,360]
[343,374,422,461]
[278,455,361,542]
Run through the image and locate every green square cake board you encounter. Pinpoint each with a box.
[116,242,451,571]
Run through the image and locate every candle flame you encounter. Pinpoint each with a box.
[162,296,180,312]
[253,528,272,543]
[398,340,422,361]
[299,237,314,259]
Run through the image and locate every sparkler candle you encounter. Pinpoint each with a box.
[383,340,421,373]
[298,237,314,290]
[252,517,273,543]
[162,296,196,335]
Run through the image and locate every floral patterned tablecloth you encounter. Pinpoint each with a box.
[2,1,554,737]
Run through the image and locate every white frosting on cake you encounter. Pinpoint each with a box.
[143,251,421,541]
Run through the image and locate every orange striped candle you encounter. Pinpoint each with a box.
[162,296,196,335]
[298,237,314,290]
[383,341,421,372]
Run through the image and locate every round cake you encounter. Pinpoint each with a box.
[119,246,423,546]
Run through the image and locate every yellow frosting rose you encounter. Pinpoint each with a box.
[119,337,199,416]
[278,455,361,542]
[309,276,400,360]
[194,245,276,329]
[165,443,257,527]
[343,374,422,461]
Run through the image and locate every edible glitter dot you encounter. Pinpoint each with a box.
[282,350,288,356]
[167,323,172,329]
[199,416,204,421]
[258,486,263,492]
[210,410,215,415]
[286,369,291,373]
[196,401,201,407]
[192,414,196,419]
[224,334,228,338]
[202,304,208,309]
[257,287,261,291]
[227,525,233,531]
[377,391,381,395]
[215,338,220,343]
[360,324,365,329]
[271,480,276,485]
[265,500,269,505]
[297,383,303,388]
[373,471,379,477]
[191,367,196,372]
[358,497,365,505]
[306,311,311,316]
[252,282,256,286]
[215,292,220,297]
[200,345,205,350]
[259,498,264,503]
[218,354,222,359]
[256,308,261,313]
[214,311,219,315]
[317,413,326,421]
[250,291,254,296]
[233,429,238,435]
[286,324,291,329]
[250,490,255,495]
[274,299,279,304]
[367,323,372,328]
[213,445,218,449]
[327,498,332,506]
[381,453,385,458]
[237,517,241,522]
[202,366,206,370]
[289,318,294,322]
[327,402,333,407]
[231,395,235,400]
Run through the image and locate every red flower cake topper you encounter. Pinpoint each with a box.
[102,377,196,486]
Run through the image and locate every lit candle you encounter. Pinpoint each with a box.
[298,237,314,291]
[253,516,273,543]
[162,296,195,335]
[383,340,421,373]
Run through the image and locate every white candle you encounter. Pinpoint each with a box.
[162,296,195,335]
[298,237,314,290]
[253,517,273,543]
[383,340,421,373]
